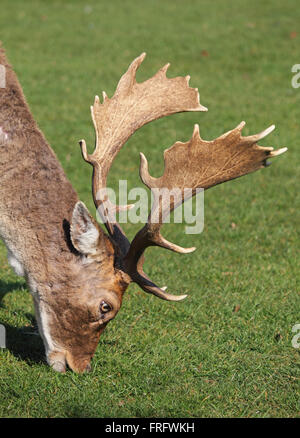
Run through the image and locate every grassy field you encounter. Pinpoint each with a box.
[0,0,299,418]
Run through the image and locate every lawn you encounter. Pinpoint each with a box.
[0,0,299,418]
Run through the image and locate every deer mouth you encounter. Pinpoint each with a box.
[65,351,93,373]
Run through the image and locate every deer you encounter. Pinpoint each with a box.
[0,46,287,373]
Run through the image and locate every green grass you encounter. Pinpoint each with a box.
[0,0,299,418]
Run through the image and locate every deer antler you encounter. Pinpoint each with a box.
[123,122,287,300]
[81,53,287,301]
[79,53,207,255]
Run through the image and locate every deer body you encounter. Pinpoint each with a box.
[0,49,127,372]
[0,47,286,372]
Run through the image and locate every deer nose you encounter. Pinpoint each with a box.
[85,363,92,373]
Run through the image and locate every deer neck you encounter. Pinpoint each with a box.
[0,48,80,288]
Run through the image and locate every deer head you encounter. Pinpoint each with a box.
[0,49,287,372]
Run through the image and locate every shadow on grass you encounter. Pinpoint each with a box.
[0,279,46,366]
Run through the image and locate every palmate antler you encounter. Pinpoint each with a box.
[80,53,287,301]
[79,53,206,255]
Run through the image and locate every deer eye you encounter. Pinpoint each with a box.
[100,300,111,313]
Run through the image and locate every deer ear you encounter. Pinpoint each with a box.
[70,201,100,255]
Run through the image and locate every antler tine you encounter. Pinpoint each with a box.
[129,255,188,301]
[124,122,287,300]
[134,274,188,302]
[79,53,207,254]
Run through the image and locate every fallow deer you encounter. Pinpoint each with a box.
[0,47,286,372]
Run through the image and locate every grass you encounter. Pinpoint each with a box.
[0,0,299,418]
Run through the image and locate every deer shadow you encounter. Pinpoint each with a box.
[0,279,46,366]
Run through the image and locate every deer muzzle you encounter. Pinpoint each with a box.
[48,350,93,373]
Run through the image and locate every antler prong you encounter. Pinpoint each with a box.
[102,91,108,102]
[79,139,90,163]
[148,288,188,302]
[146,286,188,302]
[244,124,276,144]
[269,147,288,157]
[139,152,156,188]
[237,120,246,130]
[190,89,208,112]
[218,120,245,140]
[161,63,170,75]
[134,270,188,301]
[192,123,201,140]
[157,233,196,254]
